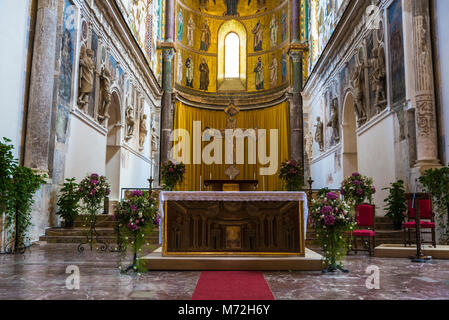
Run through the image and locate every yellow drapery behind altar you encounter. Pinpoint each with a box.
[173,101,290,191]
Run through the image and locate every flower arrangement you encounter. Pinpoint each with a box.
[77,173,111,214]
[310,190,355,272]
[279,159,303,191]
[161,160,185,191]
[115,190,160,272]
[76,173,110,251]
[340,172,376,209]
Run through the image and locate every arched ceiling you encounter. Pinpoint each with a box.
[179,0,279,18]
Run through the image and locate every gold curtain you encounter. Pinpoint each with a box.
[173,101,290,191]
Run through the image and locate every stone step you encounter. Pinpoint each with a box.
[40,235,160,244]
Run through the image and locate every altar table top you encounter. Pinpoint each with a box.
[158,192,309,244]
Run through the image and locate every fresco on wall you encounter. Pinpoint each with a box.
[117,0,161,78]
[308,0,350,72]
[174,0,290,93]
[58,0,76,107]
[388,0,406,104]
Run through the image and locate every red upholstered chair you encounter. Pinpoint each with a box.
[403,195,436,248]
[352,204,376,256]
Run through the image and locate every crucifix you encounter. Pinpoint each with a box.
[205,103,265,181]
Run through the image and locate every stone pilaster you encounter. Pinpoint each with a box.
[411,0,441,172]
[288,49,304,177]
[24,0,58,174]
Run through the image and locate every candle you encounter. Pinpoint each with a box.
[200,175,202,191]
[263,176,265,191]
[210,172,212,180]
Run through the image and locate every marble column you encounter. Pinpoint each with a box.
[24,0,58,174]
[289,50,305,177]
[291,0,300,43]
[159,0,176,166]
[411,0,441,172]
[160,48,175,165]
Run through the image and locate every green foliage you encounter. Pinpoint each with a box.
[56,178,80,227]
[161,161,185,191]
[383,180,407,230]
[419,166,449,244]
[115,190,160,273]
[279,159,303,191]
[0,137,17,213]
[6,166,46,250]
[1,138,45,251]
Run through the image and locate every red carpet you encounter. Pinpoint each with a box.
[192,271,275,300]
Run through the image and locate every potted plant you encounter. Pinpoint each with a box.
[340,172,376,210]
[279,159,303,191]
[383,180,406,230]
[161,160,185,191]
[310,190,355,272]
[1,138,45,253]
[114,190,159,272]
[0,138,16,217]
[419,166,449,244]
[56,178,80,228]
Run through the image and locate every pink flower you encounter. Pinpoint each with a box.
[326,192,338,200]
[89,189,97,196]
[353,180,361,186]
[131,190,143,197]
[91,173,99,179]
[90,180,98,185]
[352,172,361,177]
[130,205,137,211]
[324,215,336,226]
[372,186,376,194]
[356,189,363,196]
[169,168,174,173]
[321,206,333,215]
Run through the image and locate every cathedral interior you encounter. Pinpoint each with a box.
[1,0,449,303]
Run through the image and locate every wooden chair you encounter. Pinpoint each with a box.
[352,204,376,256]
[403,194,437,248]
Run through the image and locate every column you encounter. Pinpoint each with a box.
[291,0,300,43]
[411,0,440,172]
[24,0,58,174]
[160,47,175,164]
[289,50,305,176]
[159,0,176,165]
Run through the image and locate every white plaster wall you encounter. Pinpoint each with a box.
[0,0,31,157]
[65,116,107,181]
[358,114,396,213]
[433,0,449,165]
[310,150,344,190]
[119,149,151,193]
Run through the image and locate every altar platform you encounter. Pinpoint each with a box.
[374,244,449,259]
[140,191,324,270]
[140,247,324,271]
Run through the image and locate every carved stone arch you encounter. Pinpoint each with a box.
[341,91,358,178]
[106,88,123,204]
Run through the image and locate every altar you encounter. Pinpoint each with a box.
[158,192,308,257]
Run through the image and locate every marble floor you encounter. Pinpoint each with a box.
[1,243,449,300]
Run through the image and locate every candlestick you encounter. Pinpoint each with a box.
[200,175,202,191]
[210,172,212,180]
[263,176,265,191]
